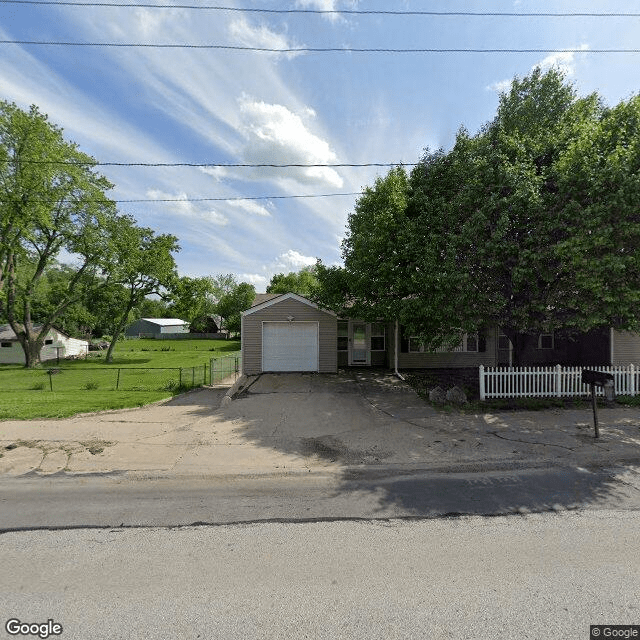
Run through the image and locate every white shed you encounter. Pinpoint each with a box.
[0,325,89,364]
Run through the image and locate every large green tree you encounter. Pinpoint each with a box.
[315,166,412,321]
[103,216,179,362]
[266,266,319,297]
[321,69,640,359]
[0,101,119,367]
[169,275,217,330]
[216,282,256,337]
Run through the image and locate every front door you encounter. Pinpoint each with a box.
[349,321,370,366]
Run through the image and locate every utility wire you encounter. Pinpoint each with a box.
[109,192,363,202]
[1,1,638,16]
[7,160,417,167]
[0,192,364,204]
[0,41,634,53]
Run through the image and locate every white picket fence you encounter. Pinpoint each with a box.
[479,364,640,400]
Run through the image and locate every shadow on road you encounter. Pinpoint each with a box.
[211,372,640,517]
[337,465,639,517]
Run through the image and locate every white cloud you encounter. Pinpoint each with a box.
[487,79,512,94]
[239,273,269,286]
[246,250,318,292]
[537,45,589,76]
[0,8,354,279]
[487,44,589,93]
[275,249,317,270]
[146,190,228,226]
[238,96,343,188]
[0,29,174,166]
[296,0,346,22]
[133,7,177,37]
[229,17,303,58]
[225,200,273,217]
[200,166,229,181]
[297,0,339,8]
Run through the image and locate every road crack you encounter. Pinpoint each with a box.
[488,430,576,451]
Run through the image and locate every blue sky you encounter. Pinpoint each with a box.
[1,0,639,291]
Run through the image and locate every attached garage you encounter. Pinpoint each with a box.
[262,322,319,372]
[242,293,337,375]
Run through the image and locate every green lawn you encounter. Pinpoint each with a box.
[0,338,241,420]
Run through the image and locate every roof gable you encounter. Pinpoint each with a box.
[243,292,336,317]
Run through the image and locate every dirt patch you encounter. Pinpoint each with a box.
[4,439,115,457]
[300,436,391,464]
[79,440,115,455]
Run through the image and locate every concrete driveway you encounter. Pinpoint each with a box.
[1,370,640,477]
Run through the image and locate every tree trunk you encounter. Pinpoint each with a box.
[19,334,43,369]
[104,337,117,364]
[105,307,134,363]
[502,327,521,367]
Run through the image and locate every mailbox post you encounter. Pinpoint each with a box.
[581,370,615,438]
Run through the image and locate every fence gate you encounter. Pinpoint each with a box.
[210,353,241,384]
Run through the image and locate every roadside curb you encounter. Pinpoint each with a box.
[22,456,637,483]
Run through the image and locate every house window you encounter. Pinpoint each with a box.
[498,333,511,350]
[44,339,53,345]
[409,333,478,353]
[370,323,385,351]
[1,342,11,348]
[465,334,478,352]
[538,333,554,349]
[337,321,348,351]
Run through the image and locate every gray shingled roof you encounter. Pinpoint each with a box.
[250,293,281,308]
[0,324,64,341]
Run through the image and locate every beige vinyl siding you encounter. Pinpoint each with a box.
[611,329,640,365]
[388,326,499,369]
[242,298,337,375]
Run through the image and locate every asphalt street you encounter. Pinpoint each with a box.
[1,464,639,530]
[1,511,638,640]
[2,373,639,639]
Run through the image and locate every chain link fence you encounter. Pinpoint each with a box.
[210,353,241,384]
[0,365,209,392]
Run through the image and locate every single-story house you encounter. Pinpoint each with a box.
[125,318,190,338]
[0,324,89,365]
[241,293,640,375]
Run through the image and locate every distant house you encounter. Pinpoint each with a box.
[0,324,89,365]
[240,292,640,374]
[125,318,190,338]
[189,316,219,334]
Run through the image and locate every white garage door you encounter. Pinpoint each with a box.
[262,322,319,372]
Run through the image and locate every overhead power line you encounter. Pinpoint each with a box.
[1,191,364,204]
[112,192,363,202]
[0,41,636,53]
[2,1,639,16]
[8,160,417,167]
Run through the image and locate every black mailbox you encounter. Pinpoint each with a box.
[581,370,614,387]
